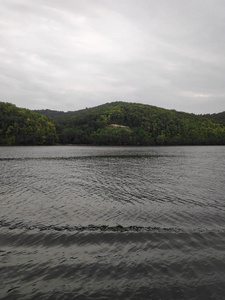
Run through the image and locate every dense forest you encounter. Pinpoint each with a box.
[1,101,225,146]
[35,101,225,146]
[202,111,225,125]
[0,102,58,145]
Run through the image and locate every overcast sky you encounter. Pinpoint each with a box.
[1,0,225,114]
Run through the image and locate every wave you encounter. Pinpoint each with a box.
[1,219,224,234]
[0,154,170,161]
[0,219,181,232]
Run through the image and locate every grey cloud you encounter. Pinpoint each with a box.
[1,0,225,113]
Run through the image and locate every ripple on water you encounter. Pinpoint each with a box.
[1,146,225,299]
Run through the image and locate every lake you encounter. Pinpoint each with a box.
[0,145,225,299]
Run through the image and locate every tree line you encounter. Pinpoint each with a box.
[1,101,225,146]
[0,102,58,145]
[36,101,225,146]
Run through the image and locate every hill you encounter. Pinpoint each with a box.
[0,102,58,145]
[35,101,225,146]
[202,111,225,125]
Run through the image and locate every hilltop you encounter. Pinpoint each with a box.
[35,101,225,146]
[1,101,225,146]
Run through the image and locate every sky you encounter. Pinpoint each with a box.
[1,0,225,114]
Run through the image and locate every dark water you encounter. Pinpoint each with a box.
[0,146,225,299]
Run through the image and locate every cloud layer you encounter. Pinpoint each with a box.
[1,0,225,113]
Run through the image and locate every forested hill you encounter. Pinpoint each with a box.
[202,111,225,125]
[35,101,225,145]
[1,101,225,146]
[0,102,58,145]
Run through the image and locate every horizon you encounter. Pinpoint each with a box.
[4,100,225,116]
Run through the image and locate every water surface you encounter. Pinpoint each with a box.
[0,146,225,299]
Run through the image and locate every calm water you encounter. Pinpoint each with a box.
[0,145,225,299]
